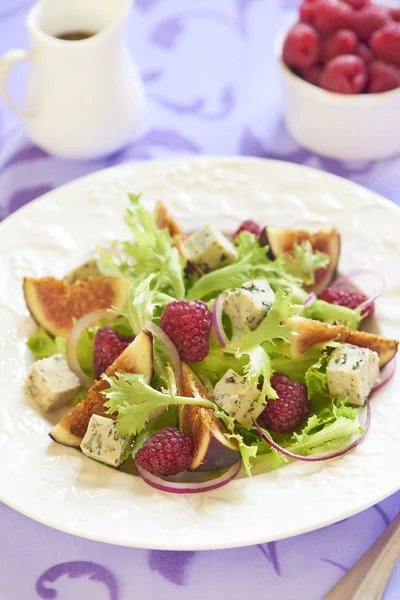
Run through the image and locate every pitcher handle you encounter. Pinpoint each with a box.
[0,49,32,118]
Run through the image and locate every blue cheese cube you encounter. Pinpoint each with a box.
[223,279,275,335]
[326,344,380,406]
[80,415,132,468]
[213,369,264,425]
[184,225,238,272]
[24,354,81,411]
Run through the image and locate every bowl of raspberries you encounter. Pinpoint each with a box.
[278,0,400,160]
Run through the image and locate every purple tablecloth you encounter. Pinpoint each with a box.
[0,1,399,598]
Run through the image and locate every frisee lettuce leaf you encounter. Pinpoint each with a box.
[226,290,301,352]
[99,194,185,298]
[103,372,215,437]
[277,241,329,286]
[213,407,257,476]
[237,345,277,400]
[117,274,174,336]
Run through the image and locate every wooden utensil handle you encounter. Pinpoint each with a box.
[323,511,400,600]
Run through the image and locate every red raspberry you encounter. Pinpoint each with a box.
[233,219,262,238]
[160,299,212,362]
[349,5,391,41]
[301,64,323,86]
[357,42,374,63]
[368,60,400,93]
[319,285,374,315]
[135,428,193,476]
[389,8,400,22]
[93,327,134,379]
[370,23,400,68]
[283,23,320,69]
[261,373,311,433]
[342,0,369,8]
[300,0,352,35]
[320,29,358,63]
[321,54,367,93]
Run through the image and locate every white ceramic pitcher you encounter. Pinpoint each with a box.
[0,0,145,159]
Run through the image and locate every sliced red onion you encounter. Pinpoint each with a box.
[67,309,112,388]
[331,269,386,313]
[144,321,181,391]
[372,357,397,394]
[212,293,229,347]
[304,292,316,307]
[253,399,371,463]
[135,461,241,494]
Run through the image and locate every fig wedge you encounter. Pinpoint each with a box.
[154,201,181,238]
[287,317,398,367]
[49,330,153,447]
[24,276,129,338]
[179,364,240,472]
[264,226,341,295]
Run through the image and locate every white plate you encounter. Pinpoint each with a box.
[0,157,399,551]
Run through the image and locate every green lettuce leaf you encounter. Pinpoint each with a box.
[303,298,362,329]
[277,241,329,286]
[189,342,247,386]
[238,344,277,399]
[26,328,58,360]
[103,372,215,437]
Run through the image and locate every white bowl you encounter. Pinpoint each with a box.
[276,33,400,161]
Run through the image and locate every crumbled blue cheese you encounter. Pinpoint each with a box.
[24,354,81,411]
[213,369,264,425]
[223,279,275,335]
[80,415,133,468]
[183,225,238,272]
[326,343,380,406]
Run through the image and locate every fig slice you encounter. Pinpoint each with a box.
[287,317,398,367]
[264,226,341,295]
[49,330,153,447]
[154,201,181,238]
[24,276,129,338]
[179,364,241,472]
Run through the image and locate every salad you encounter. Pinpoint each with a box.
[23,194,398,494]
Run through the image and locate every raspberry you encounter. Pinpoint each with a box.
[368,60,400,93]
[283,23,320,69]
[389,8,400,22]
[301,64,323,86]
[321,54,367,93]
[320,29,358,63]
[349,5,391,41]
[135,428,193,476]
[160,299,212,362]
[300,0,352,35]
[357,42,374,63]
[233,219,262,238]
[370,23,400,68]
[319,285,374,315]
[93,326,134,379]
[261,373,311,433]
[342,0,369,8]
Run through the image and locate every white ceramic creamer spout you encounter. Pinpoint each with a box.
[0,0,145,159]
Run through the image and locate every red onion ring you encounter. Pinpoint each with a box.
[135,461,241,494]
[372,357,397,394]
[304,292,316,307]
[212,293,229,347]
[144,321,181,391]
[67,309,112,388]
[253,399,371,463]
[331,269,386,313]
